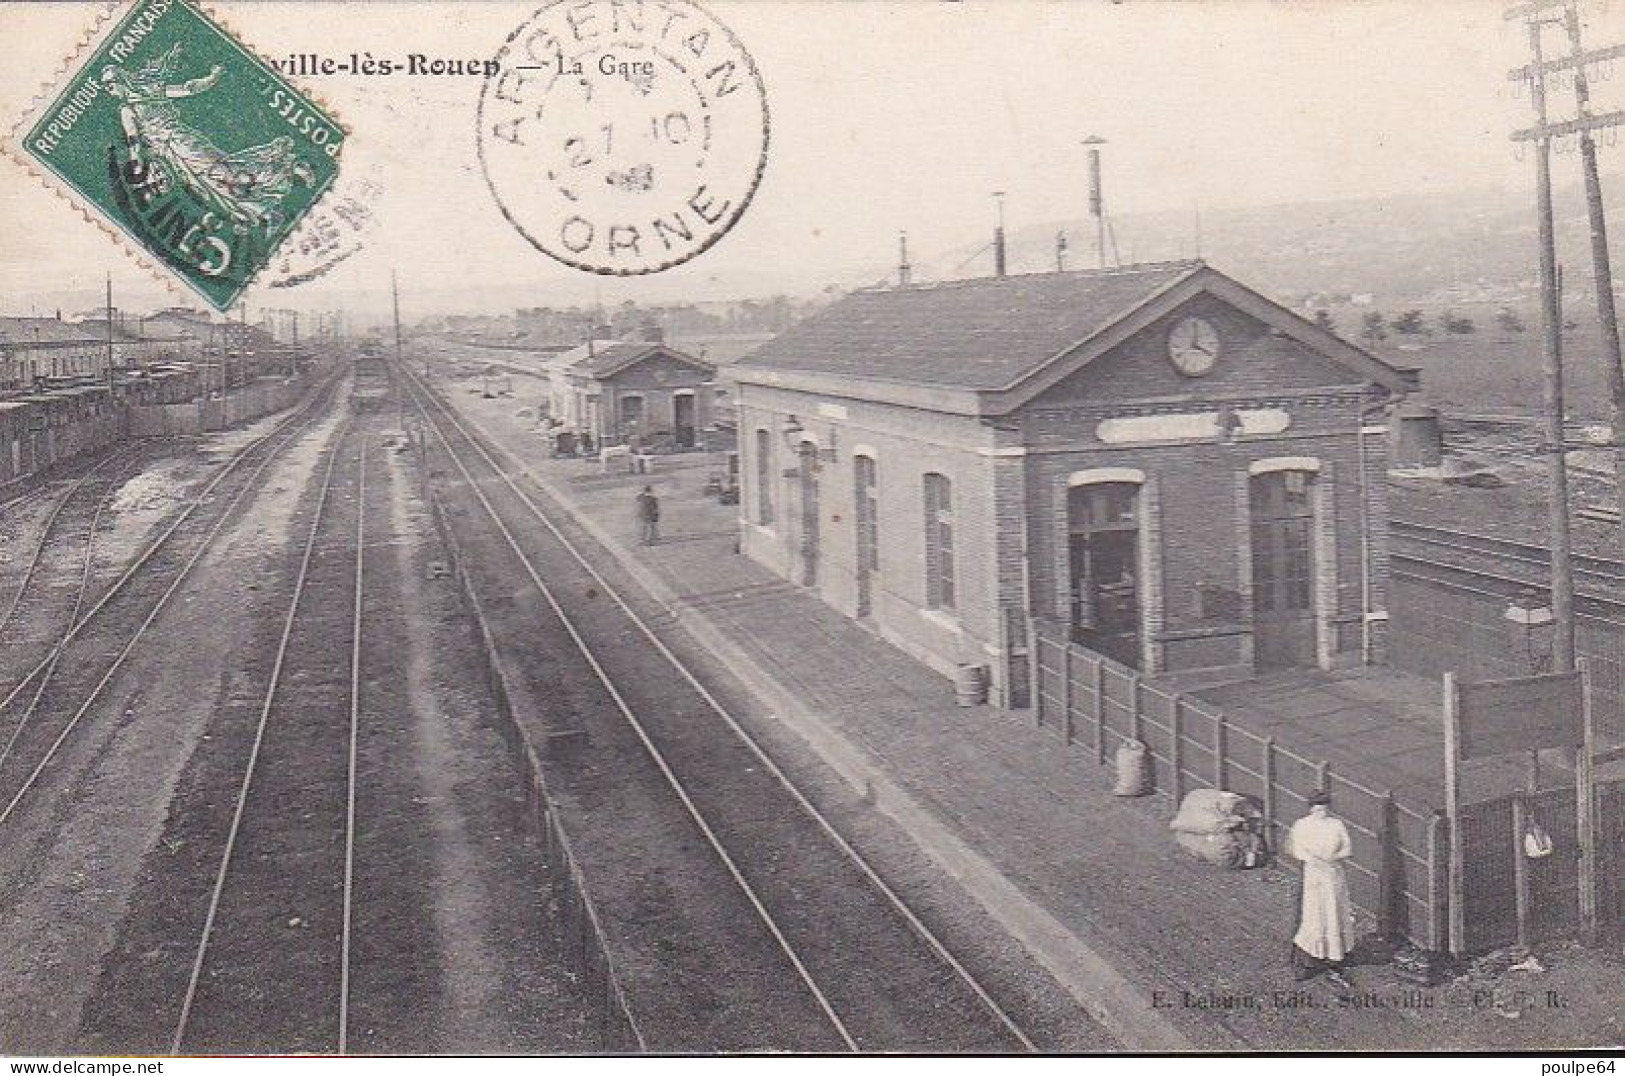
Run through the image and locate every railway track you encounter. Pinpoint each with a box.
[0,447,139,685]
[0,374,341,829]
[170,416,369,1055]
[401,363,1036,1053]
[1389,517,1625,617]
[0,447,141,776]
[0,458,111,520]
[72,365,599,1055]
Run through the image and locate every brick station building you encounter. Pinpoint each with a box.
[730,261,1417,707]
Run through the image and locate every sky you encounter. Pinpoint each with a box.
[1,0,1619,321]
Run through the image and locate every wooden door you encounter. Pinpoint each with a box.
[1250,470,1318,669]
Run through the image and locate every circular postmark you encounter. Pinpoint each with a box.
[478,0,769,276]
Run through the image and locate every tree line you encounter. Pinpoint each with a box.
[1311,307,1533,345]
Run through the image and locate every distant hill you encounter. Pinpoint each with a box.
[919,177,1625,316]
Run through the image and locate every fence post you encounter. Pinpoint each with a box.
[1426,810,1450,953]
[1026,616,1041,722]
[1214,714,1229,790]
[1378,791,1402,941]
[1262,737,1277,832]
[1061,644,1074,744]
[1094,658,1108,763]
[1512,795,1532,953]
[1032,634,1047,726]
[1170,695,1185,801]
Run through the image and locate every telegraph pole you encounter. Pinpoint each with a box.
[1558,5,1625,564]
[1507,0,1625,661]
[1510,4,1579,673]
[391,270,408,374]
[104,273,115,391]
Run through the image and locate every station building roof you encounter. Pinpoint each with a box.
[733,260,1416,416]
[570,341,715,380]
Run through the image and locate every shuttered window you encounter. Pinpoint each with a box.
[923,473,955,611]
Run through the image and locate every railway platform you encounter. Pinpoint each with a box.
[440,381,1625,1052]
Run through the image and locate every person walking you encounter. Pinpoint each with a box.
[1288,789,1356,986]
[635,484,660,545]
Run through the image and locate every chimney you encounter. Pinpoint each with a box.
[1083,135,1109,269]
[640,317,664,343]
[898,230,912,286]
[992,191,1007,278]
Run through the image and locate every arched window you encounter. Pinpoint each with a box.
[755,428,774,525]
[923,473,955,611]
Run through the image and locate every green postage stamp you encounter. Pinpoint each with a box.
[14,0,344,311]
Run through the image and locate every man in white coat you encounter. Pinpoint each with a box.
[1288,789,1356,984]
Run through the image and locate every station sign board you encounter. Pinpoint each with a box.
[1455,670,1584,761]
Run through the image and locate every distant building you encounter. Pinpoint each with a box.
[549,338,717,449]
[731,261,1417,706]
[0,317,106,389]
[71,318,199,367]
[141,310,273,354]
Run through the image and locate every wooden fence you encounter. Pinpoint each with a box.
[1030,619,1446,948]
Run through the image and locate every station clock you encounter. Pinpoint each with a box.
[1167,316,1220,377]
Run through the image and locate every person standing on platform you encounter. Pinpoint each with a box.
[635,484,660,545]
[1288,789,1356,986]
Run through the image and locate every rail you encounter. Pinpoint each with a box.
[425,487,646,1052]
[170,418,359,1055]
[0,448,140,774]
[0,374,341,827]
[401,362,1035,1052]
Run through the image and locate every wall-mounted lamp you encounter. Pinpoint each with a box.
[781,412,804,447]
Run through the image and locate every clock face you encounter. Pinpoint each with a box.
[1168,316,1220,376]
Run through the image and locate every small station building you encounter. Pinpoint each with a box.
[544,336,717,450]
[730,261,1417,706]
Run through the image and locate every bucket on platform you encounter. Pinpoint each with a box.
[1113,738,1153,797]
[954,663,988,707]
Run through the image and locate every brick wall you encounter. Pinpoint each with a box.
[1019,390,1391,676]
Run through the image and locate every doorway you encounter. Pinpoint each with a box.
[673,392,696,448]
[617,394,644,443]
[1250,469,1319,669]
[854,454,878,617]
[1067,481,1141,669]
[798,442,819,587]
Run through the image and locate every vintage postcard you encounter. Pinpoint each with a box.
[0,0,1621,1063]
